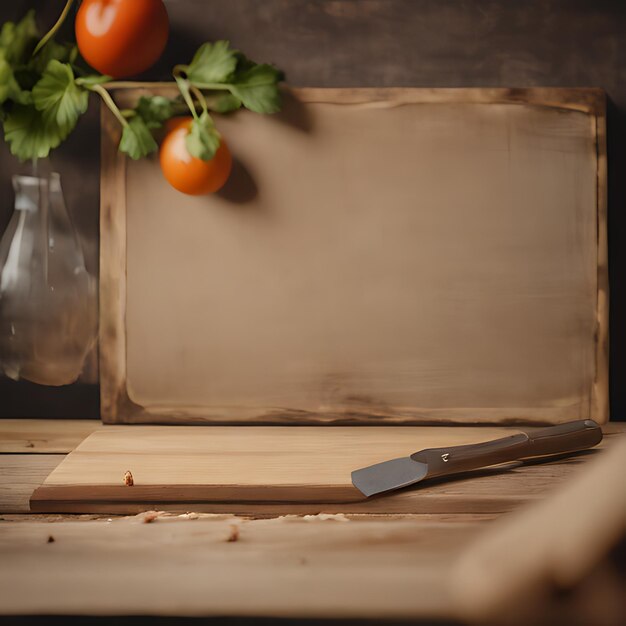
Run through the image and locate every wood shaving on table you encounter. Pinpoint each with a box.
[273,513,351,523]
[142,511,163,524]
[226,524,240,542]
[126,512,238,523]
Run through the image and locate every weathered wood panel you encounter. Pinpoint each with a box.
[101,87,607,425]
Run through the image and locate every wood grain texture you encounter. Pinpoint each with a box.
[0,513,478,619]
[100,87,608,426]
[0,419,101,453]
[0,455,63,513]
[30,425,617,515]
[4,422,621,516]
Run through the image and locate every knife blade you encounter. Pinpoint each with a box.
[352,419,602,498]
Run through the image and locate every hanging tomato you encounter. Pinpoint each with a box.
[159,117,233,195]
[75,0,169,78]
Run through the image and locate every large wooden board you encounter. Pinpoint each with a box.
[29,424,611,514]
[100,87,608,425]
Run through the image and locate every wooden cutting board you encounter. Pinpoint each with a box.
[31,425,520,512]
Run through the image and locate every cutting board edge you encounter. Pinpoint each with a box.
[29,483,366,504]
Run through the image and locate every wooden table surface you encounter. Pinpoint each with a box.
[1,419,625,624]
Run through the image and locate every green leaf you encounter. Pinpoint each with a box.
[233,52,256,74]
[30,41,74,74]
[135,95,174,129]
[32,60,88,130]
[0,51,29,105]
[185,40,238,84]
[204,91,241,114]
[119,116,157,160]
[229,64,283,114]
[185,111,221,160]
[13,65,40,91]
[0,10,38,65]
[3,104,66,161]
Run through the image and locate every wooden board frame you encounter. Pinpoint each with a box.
[100,87,608,425]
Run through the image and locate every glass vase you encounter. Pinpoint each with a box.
[0,172,97,386]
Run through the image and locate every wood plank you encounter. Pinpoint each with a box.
[593,106,609,422]
[0,513,483,619]
[0,511,500,523]
[1,419,621,456]
[30,425,614,514]
[99,102,127,423]
[0,456,63,513]
[101,87,607,426]
[0,419,101,453]
[2,423,621,515]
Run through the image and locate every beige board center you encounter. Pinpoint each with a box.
[124,99,597,420]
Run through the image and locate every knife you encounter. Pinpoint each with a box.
[351,419,603,498]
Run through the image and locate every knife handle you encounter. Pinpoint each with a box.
[410,420,602,479]
[410,433,530,479]
[525,419,603,457]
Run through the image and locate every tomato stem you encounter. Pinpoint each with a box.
[175,76,200,121]
[32,0,75,57]
[89,84,129,128]
[102,81,175,90]
[189,85,208,114]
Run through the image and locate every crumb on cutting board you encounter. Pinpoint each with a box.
[227,524,240,542]
[124,470,134,486]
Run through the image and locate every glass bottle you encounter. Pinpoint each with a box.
[0,172,97,386]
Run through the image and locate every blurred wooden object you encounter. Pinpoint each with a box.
[451,436,626,623]
[100,87,607,426]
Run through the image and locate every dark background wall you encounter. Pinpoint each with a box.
[0,0,624,420]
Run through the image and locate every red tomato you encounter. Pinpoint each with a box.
[75,0,169,78]
[159,118,233,196]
